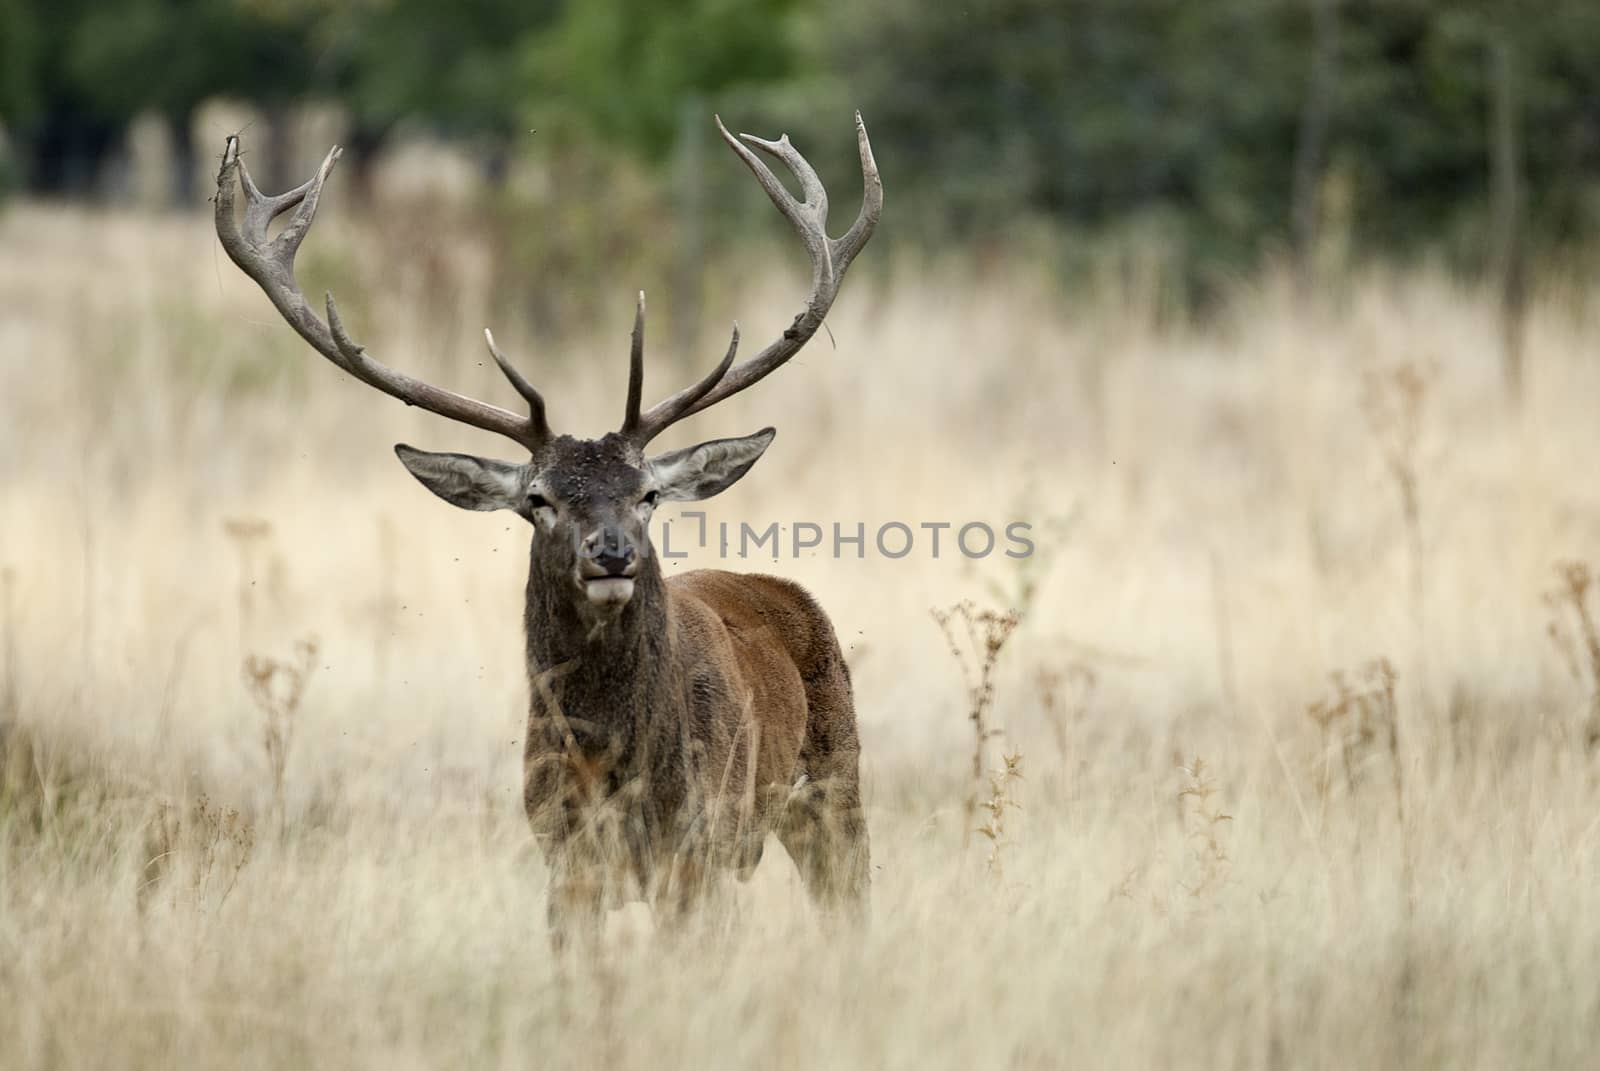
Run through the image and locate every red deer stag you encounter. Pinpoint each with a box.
[213,115,881,941]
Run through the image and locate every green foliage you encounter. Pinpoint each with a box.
[824,0,1305,265]
[525,0,809,158]
[2,0,1598,280]
[65,0,314,123]
[319,0,558,136]
[0,0,92,126]
[0,0,40,123]
[823,0,1600,280]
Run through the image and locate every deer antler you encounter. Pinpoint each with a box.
[213,135,552,453]
[620,113,882,448]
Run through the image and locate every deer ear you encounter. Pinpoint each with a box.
[647,428,775,502]
[394,444,526,512]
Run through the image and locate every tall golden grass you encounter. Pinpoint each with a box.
[4,199,1600,1067]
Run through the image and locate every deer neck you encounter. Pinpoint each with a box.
[522,546,677,754]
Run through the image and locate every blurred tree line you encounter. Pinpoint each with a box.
[2,0,1598,288]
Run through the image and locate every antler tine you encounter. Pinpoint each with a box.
[835,111,884,276]
[214,135,554,455]
[621,292,647,436]
[620,324,740,446]
[714,117,831,288]
[624,114,882,447]
[216,137,341,290]
[483,329,551,441]
[674,323,741,416]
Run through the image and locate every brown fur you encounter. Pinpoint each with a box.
[507,438,869,941]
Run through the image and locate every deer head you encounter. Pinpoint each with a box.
[213,116,881,620]
[393,418,775,620]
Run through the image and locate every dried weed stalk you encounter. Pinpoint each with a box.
[139,794,256,915]
[243,637,319,828]
[975,751,1025,876]
[1361,361,1434,716]
[1544,561,1600,750]
[931,601,1022,850]
[1306,657,1412,908]
[1036,662,1097,762]
[1306,658,1405,815]
[1177,756,1233,899]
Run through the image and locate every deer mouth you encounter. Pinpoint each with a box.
[581,576,636,609]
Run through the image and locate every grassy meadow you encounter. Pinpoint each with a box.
[3,195,1600,1068]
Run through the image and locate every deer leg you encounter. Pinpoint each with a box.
[777,774,871,924]
[545,823,611,952]
[784,641,872,923]
[542,801,612,952]
[652,810,716,933]
[546,870,602,952]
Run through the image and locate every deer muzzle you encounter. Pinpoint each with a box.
[578,526,639,608]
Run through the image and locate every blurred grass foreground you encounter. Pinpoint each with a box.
[4,2,1600,1068]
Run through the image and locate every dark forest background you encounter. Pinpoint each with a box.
[3,0,1598,301]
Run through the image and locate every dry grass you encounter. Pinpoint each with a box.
[4,198,1600,1067]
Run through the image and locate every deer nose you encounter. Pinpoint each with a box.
[579,526,638,579]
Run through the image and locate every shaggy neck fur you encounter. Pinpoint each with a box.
[523,541,682,773]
